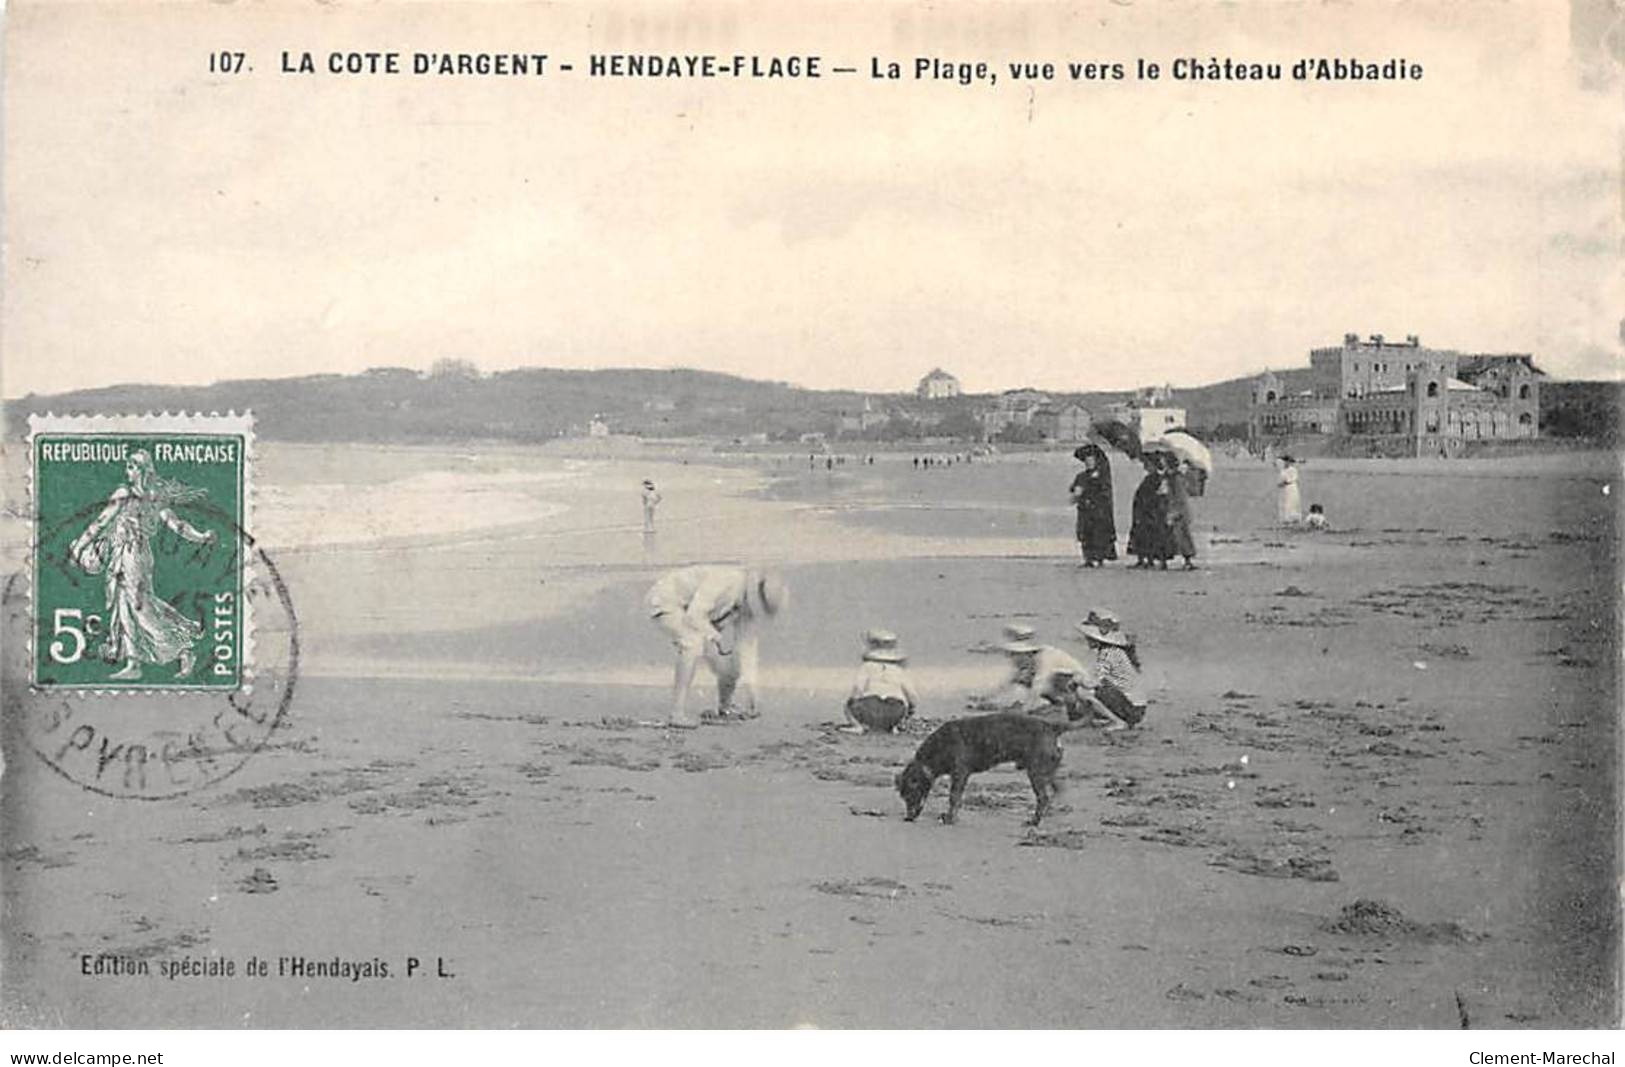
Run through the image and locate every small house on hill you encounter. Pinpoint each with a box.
[916,368,961,400]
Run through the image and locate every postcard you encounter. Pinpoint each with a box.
[2,0,1618,1030]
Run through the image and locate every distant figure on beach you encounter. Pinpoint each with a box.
[1276,455,1302,525]
[1127,454,1170,569]
[640,479,662,533]
[976,624,1086,719]
[645,565,787,728]
[1305,503,1328,531]
[67,450,217,681]
[842,629,919,735]
[1069,443,1117,567]
[1074,610,1147,731]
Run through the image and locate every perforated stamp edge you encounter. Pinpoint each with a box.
[25,411,257,695]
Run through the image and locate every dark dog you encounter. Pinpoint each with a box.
[895,713,1068,826]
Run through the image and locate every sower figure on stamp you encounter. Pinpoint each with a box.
[645,565,787,728]
[68,450,217,681]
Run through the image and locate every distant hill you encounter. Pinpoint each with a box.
[1060,366,1321,439]
[5,364,1612,444]
[4,366,871,443]
[1130,367,1324,436]
[1540,379,1621,445]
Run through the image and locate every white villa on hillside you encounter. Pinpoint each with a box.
[916,368,961,400]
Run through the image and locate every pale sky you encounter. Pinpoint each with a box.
[3,1,1619,398]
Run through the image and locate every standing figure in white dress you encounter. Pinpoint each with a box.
[1276,455,1302,525]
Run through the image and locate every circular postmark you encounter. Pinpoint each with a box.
[6,498,299,800]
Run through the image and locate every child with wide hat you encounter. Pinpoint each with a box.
[1074,609,1148,731]
[843,629,919,734]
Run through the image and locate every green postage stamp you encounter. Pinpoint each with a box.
[28,413,254,691]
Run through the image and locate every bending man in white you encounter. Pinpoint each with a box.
[645,565,787,728]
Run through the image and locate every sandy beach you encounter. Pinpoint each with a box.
[1,442,1617,1027]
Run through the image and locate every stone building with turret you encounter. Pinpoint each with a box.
[1250,334,1542,457]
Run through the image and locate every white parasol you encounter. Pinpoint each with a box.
[1155,429,1213,474]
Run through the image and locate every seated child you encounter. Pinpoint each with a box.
[1074,609,1148,731]
[1305,503,1328,530]
[843,629,919,734]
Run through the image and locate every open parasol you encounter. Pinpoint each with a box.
[1091,415,1142,460]
[1156,428,1213,474]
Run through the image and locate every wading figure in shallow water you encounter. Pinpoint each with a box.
[68,450,216,680]
[641,479,662,534]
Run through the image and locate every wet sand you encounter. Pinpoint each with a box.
[1,443,1617,1027]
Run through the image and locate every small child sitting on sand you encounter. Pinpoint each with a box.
[1305,503,1328,531]
[1074,609,1148,731]
[843,629,919,734]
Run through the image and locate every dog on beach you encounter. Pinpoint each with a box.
[895,713,1068,826]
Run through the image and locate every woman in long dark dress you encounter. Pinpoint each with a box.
[1068,445,1117,566]
[1126,454,1168,569]
[1165,457,1198,570]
